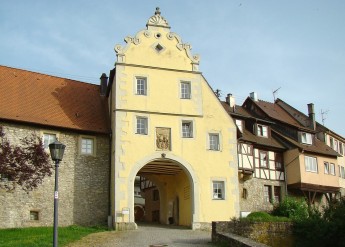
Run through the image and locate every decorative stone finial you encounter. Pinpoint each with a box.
[147,7,170,29]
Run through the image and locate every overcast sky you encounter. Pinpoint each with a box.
[1,1,344,136]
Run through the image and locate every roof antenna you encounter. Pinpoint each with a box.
[321,109,329,126]
[273,87,281,102]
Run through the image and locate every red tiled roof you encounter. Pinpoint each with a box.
[254,100,309,130]
[0,66,110,134]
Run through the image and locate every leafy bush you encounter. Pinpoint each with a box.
[272,196,308,221]
[294,197,345,247]
[243,211,290,222]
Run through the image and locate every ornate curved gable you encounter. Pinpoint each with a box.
[114,8,200,71]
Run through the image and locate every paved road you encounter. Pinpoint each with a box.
[67,224,216,247]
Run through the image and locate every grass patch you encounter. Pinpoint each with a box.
[0,225,108,247]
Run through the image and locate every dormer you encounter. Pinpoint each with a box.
[255,123,269,138]
[298,131,313,145]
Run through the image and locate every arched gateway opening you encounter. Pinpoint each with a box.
[131,155,198,228]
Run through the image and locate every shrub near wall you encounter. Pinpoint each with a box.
[212,221,295,247]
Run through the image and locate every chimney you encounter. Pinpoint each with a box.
[226,93,236,107]
[100,73,108,96]
[250,92,258,101]
[307,103,316,130]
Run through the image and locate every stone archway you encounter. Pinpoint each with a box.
[128,153,200,229]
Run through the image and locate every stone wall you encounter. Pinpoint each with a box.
[0,122,110,228]
[212,221,294,247]
[239,177,286,213]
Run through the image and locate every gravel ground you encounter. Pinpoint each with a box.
[66,224,215,247]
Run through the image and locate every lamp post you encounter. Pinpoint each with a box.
[49,140,66,247]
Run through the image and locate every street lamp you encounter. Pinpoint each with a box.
[49,140,66,247]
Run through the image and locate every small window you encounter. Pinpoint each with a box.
[275,153,283,170]
[136,77,147,95]
[182,121,193,138]
[274,186,281,203]
[247,145,253,156]
[259,151,268,168]
[305,156,318,173]
[43,133,56,149]
[209,134,220,151]
[340,166,345,179]
[81,138,94,155]
[213,181,225,200]
[30,211,39,221]
[339,142,344,155]
[155,44,164,52]
[301,132,312,145]
[330,163,335,175]
[257,124,268,137]
[334,140,339,152]
[264,185,272,203]
[324,162,330,174]
[242,188,248,199]
[235,119,243,132]
[330,137,334,149]
[136,117,148,135]
[153,189,159,201]
[180,81,191,99]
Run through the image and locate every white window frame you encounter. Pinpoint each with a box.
[301,132,313,145]
[305,155,318,173]
[80,137,95,155]
[340,166,345,179]
[330,163,335,175]
[136,116,148,135]
[257,124,268,137]
[264,185,272,203]
[212,181,225,200]
[235,119,243,132]
[180,81,191,99]
[209,133,220,151]
[324,162,330,174]
[135,77,147,95]
[259,151,268,168]
[43,133,57,149]
[181,121,193,138]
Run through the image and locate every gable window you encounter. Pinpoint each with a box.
[136,77,147,95]
[43,133,56,149]
[301,132,312,145]
[264,185,272,203]
[136,117,148,135]
[305,156,318,173]
[212,181,225,200]
[275,153,283,170]
[257,124,268,137]
[182,121,193,138]
[81,138,94,155]
[235,119,243,132]
[259,151,268,168]
[180,81,191,99]
[209,134,220,151]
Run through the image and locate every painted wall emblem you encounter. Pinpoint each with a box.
[156,127,171,150]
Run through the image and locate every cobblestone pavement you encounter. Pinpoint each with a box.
[66,224,216,247]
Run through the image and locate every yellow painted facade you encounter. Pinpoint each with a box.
[110,9,239,229]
